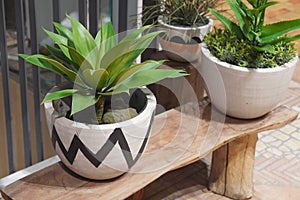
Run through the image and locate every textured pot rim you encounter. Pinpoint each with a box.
[201,44,299,73]
[157,15,213,31]
[44,87,156,130]
[159,36,202,47]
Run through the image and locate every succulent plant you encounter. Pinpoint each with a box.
[209,0,300,51]
[204,0,300,68]
[20,15,187,123]
[143,0,218,27]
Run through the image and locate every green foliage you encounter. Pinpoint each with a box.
[143,0,218,26]
[209,0,300,50]
[204,29,296,68]
[20,15,187,119]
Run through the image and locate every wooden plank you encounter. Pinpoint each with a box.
[209,144,227,195]
[148,51,205,112]
[1,99,298,200]
[209,134,258,199]
[126,189,144,200]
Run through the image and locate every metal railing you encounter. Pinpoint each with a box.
[0,0,135,178]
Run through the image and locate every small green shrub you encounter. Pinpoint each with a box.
[204,29,296,68]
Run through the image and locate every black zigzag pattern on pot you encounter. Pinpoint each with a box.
[51,112,154,168]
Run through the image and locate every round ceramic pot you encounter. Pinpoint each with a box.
[158,16,213,62]
[200,46,298,119]
[44,87,156,180]
[159,37,202,63]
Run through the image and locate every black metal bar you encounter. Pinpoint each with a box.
[15,0,32,167]
[52,0,60,23]
[52,0,61,84]
[89,0,98,37]
[29,0,43,162]
[78,0,87,27]
[0,0,16,174]
[118,0,127,33]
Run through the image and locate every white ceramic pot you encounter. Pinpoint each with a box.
[44,87,156,180]
[200,46,298,119]
[158,16,213,62]
[159,37,202,63]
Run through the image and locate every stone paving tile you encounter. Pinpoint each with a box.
[291,131,300,139]
[261,135,277,143]
[280,124,298,134]
[272,130,290,141]
[291,119,300,129]
[284,138,300,151]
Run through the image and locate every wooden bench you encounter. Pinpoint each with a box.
[1,98,298,200]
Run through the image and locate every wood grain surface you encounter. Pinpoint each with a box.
[1,99,298,200]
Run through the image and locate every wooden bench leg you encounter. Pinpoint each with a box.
[209,134,258,199]
[126,189,144,200]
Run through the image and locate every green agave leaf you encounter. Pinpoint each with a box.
[37,56,78,82]
[260,19,300,43]
[71,93,99,115]
[256,1,278,12]
[227,0,251,40]
[46,44,71,65]
[20,54,86,87]
[19,54,65,76]
[100,21,116,53]
[108,60,164,88]
[95,29,101,48]
[41,89,78,104]
[97,22,117,67]
[209,8,244,39]
[85,48,100,70]
[60,43,94,70]
[98,40,131,70]
[120,25,152,43]
[68,15,97,57]
[246,0,258,8]
[81,69,109,91]
[53,22,74,47]
[253,44,275,53]
[103,30,165,80]
[43,28,71,59]
[108,69,187,94]
[254,2,278,28]
[261,34,300,46]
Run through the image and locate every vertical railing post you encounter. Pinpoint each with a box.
[89,0,98,37]
[0,0,16,174]
[14,0,32,167]
[118,0,127,34]
[29,0,43,162]
[52,0,61,84]
[78,0,87,27]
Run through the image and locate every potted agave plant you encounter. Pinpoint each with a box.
[20,16,187,180]
[200,0,300,119]
[143,0,217,62]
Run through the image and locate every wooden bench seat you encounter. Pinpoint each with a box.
[1,98,298,200]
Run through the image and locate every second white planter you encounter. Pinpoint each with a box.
[200,46,298,119]
[158,16,213,62]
